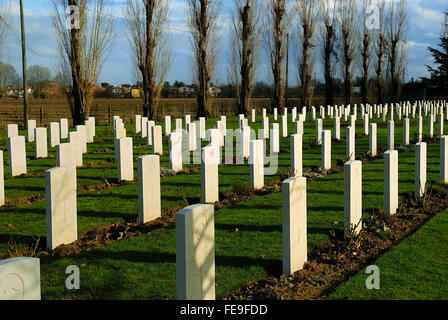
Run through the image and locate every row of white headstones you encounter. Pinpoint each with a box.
[0,100,447,300]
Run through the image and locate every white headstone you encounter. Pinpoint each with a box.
[164,116,171,136]
[46,166,77,250]
[117,137,134,182]
[415,142,427,198]
[7,136,26,176]
[146,120,155,146]
[344,160,362,237]
[281,115,287,137]
[250,140,264,189]
[0,150,4,206]
[0,257,41,300]
[169,131,183,172]
[346,126,355,161]
[176,204,215,300]
[201,146,219,204]
[34,127,48,159]
[334,117,340,140]
[75,125,87,153]
[403,118,410,146]
[49,122,60,147]
[152,125,163,155]
[6,124,18,138]
[282,176,307,276]
[135,115,142,134]
[322,130,331,170]
[68,131,83,167]
[56,143,76,168]
[388,120,394,150]
[441,136,448,184]
[369,123,377,157]
[271,123,280,154]
[187,122,197,152]
[27,120,36,142]
[138,155,161,224]
[384,150,398,215]
[60,118,68,140]
[291,134,302,177]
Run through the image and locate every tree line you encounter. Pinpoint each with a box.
[0,0,417,125]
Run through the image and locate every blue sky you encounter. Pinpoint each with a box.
[1,0,447,86]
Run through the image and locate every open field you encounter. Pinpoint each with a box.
[1,110,447,300]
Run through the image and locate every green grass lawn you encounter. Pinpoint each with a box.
[39,135,442,299]
[328,207,448,300]
[0,115,440,254]
[0,114,445,299]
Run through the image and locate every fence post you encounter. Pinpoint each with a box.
[40,106,44,127]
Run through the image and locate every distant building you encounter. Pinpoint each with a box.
[111,85,131,96]
[131,87,141,98]
[178,86,195,97]
[111,85,123,96]
[209,86,221,97]
[5,86,33,98]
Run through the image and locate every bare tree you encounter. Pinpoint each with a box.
[187,0,220,118]
[0,0,10,88]
[0,63,21,88]
[231,0,262,115]
[374,0,386,104]
[265,0,290,113]
[51,0,114,125]
[296,0,320,108]
[125,0,171,120]
[385,0,408,102]
[28,65,52,98]
[321,0,336,107]
[360,0,373,105]
[337,0,358,106]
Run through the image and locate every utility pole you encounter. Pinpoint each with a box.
[20,0,28,128]
[285,33,289,109]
